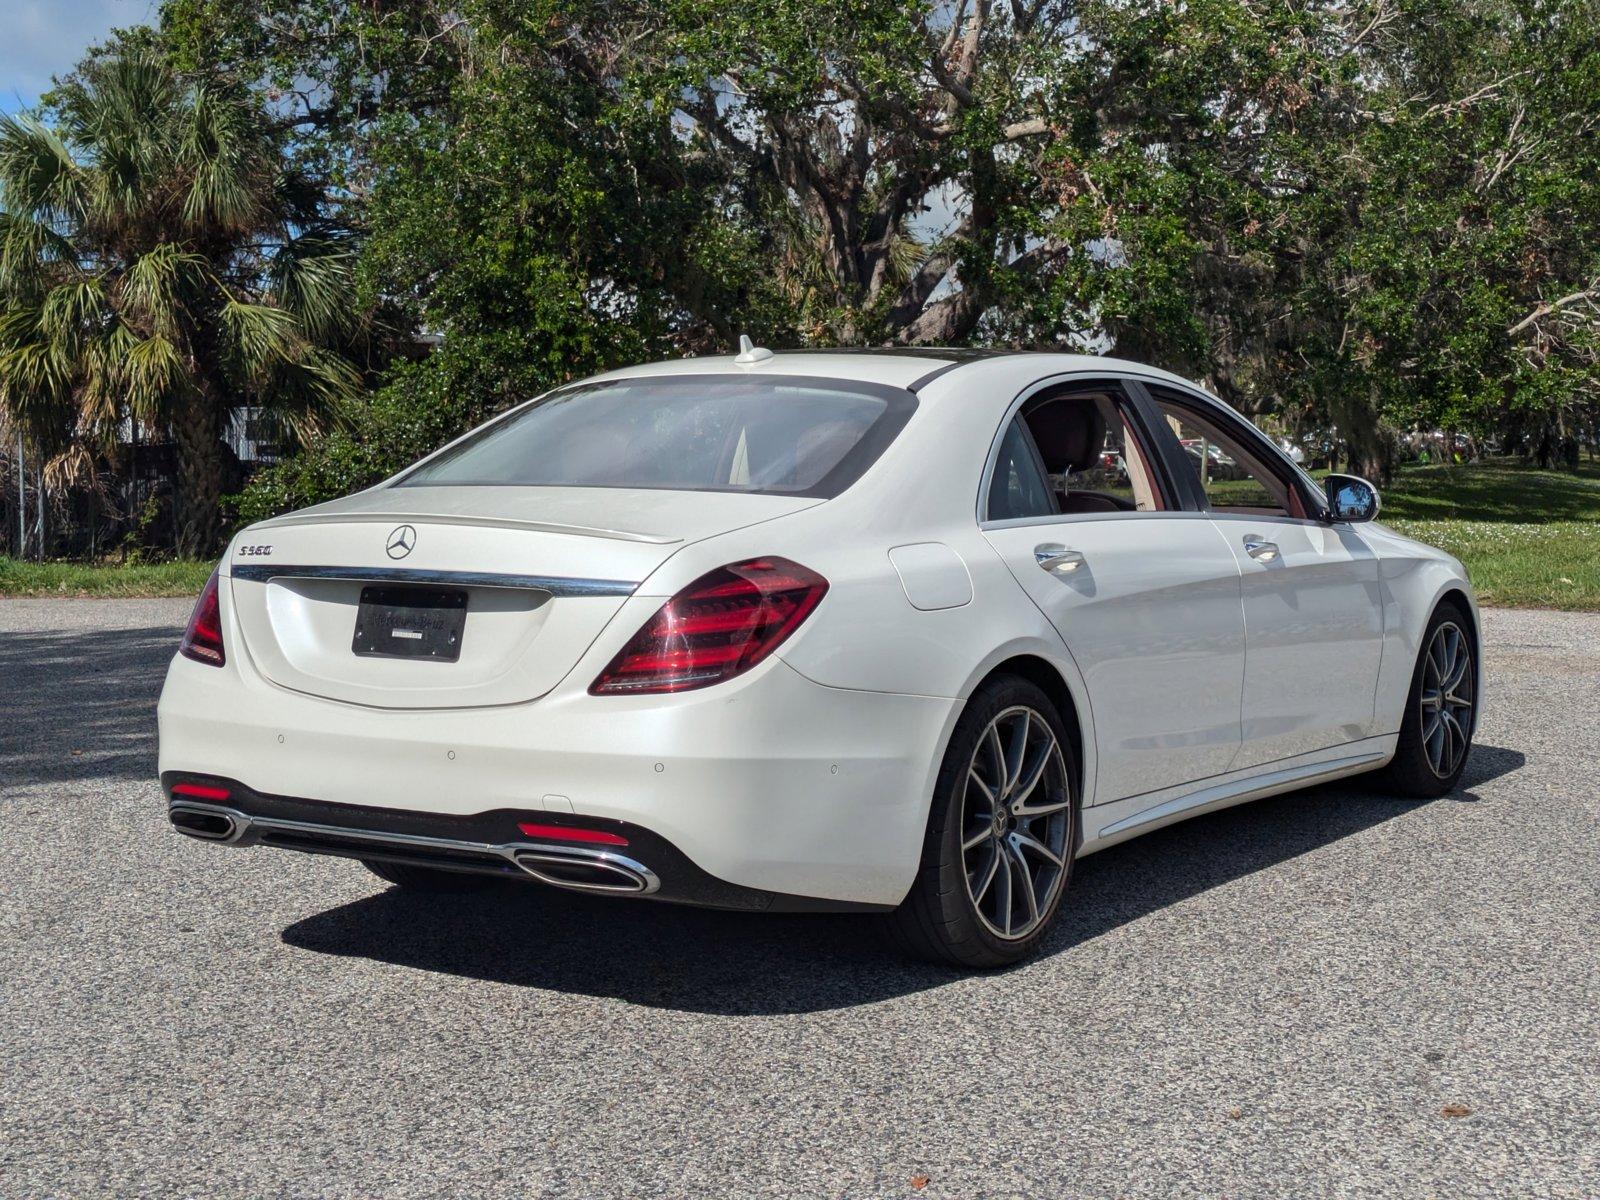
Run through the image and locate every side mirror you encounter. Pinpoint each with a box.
[1324,474,1380,523]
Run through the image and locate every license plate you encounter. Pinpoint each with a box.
[352,586,468,661]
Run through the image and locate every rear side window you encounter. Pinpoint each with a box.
[398,375,917,498]
[986,418,1058,521]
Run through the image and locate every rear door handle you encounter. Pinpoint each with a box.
[1242,535,1280,562]
[1034,544,1086,574]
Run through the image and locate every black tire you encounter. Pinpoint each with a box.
[362,859,500,893]
[1378,600,1477,798]
[885,674,1081,969]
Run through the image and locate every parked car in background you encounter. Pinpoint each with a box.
[1181,439,1245,481]
[1094,448,1130,484]
[160,348,1480,968]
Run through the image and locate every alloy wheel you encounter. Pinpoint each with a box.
[1420,621,1474,779]
[960,706,1073,940]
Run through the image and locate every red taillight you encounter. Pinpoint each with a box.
[516,822,629,846]
[171,782,231,801]
[179,569,225,667]
[590,557,828,695]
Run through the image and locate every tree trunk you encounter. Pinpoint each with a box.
[1331,384,1392,484]
[1347,443,1390,485]
[173,389,225,558]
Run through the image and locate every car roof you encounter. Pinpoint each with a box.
[591,348,1207,397]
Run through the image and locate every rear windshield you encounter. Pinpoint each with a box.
[397,374,917,498]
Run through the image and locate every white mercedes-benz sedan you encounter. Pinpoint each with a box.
[159,348,1480,966]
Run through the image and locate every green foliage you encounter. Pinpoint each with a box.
[208,1,1600,481]
[0,39,370,553]
[1328,2,1600,445]
[18,0,1600,536]
[233,0,736,517]
[231,358,514,523]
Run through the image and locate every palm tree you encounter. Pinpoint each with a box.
[0,49,359,556]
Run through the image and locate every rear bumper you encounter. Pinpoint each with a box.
[157,650,959,907]
[163,777,889,911]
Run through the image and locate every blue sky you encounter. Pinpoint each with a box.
[1,0,156,114]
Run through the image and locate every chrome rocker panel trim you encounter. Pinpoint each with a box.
[1094,749,1390,840]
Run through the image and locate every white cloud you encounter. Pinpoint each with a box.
[0,0,157,113]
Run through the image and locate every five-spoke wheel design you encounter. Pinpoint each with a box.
[1420,620,1474,779]
[960,705,1073,940]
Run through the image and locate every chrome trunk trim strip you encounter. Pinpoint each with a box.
[228,563,638,597]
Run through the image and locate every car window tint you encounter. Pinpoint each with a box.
[987,418,1058,521]
[399,376,915,498]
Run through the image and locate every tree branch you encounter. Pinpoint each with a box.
[1002,116,1050,139]
[894,285,982,344]
[1508,288,1600,337]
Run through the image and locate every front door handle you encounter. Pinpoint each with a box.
[1035,544,1086,574]
[1242,535,1280,562]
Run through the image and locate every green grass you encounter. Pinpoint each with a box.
[0,557,213,599]
[1378,459,1600,610]
[1383,517,1600,609]
[1374,458,1600,523]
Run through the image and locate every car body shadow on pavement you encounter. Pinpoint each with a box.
[280,743,1524,1016]
[0,625,177,788]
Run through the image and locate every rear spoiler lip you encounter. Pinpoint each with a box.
[251,510,680,545]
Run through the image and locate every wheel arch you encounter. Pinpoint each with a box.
[1369,542,1482,738]
[968,652,1090,803]
[1436,585,1478,646]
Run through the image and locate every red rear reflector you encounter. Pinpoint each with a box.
[179,569,226,667]
[517,822,629,846]
[590,557,828,695]
[172,783,231,801]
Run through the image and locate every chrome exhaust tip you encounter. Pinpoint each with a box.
[511,847,659,895]
[169,803,243,843]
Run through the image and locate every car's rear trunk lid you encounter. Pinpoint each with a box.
[225,486,818,709]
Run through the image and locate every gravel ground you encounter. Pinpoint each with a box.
[1,599,1595,1199]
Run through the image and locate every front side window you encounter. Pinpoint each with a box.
[399,375,916,498]
[1149,390,1301,516]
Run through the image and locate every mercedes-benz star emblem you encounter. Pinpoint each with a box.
[386,524,417,560]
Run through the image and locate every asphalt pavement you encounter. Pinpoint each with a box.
[1,599,1595,1199]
